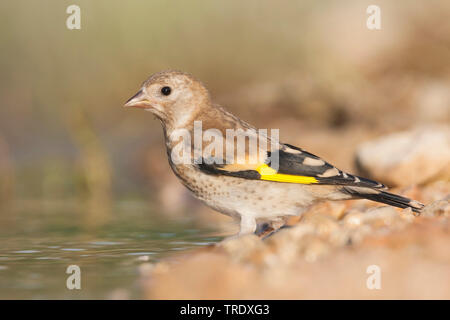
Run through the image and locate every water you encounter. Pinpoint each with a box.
[0,200,222,299]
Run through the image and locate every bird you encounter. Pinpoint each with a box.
[124,70,424,237]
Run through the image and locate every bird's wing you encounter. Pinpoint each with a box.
[196,143,387,189]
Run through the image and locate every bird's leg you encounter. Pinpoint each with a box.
[255,223,274,238]
[256,220,286,239]
[217,215,257,244]
[239,215,257,236]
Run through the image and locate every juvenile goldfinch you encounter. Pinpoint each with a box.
[124,70,424,236]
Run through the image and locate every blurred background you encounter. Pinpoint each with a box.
[0,0,448,299]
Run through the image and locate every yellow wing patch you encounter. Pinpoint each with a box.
[256,164,318,184]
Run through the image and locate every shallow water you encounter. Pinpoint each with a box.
[0,200,222,299]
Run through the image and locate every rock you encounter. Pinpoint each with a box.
[422,199,450,217]
[355,127,450,187]
[142,252,258,299]
[141,181,450,299]
[344,206,408,229]
[216,234,263,263]
[414,81,450,123]
[143,217,450,299]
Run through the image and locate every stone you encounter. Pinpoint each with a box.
[422,199,450,217]
[355,127,450,187]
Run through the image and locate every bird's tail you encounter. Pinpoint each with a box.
[342,186,424,214]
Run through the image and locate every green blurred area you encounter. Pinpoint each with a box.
[0,0,449,203]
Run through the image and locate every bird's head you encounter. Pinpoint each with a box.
[124,70,211,127]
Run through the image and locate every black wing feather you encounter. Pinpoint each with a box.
[272,144,386,189]
[195,143,386,189]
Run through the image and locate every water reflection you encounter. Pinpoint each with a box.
[0,200,222,299]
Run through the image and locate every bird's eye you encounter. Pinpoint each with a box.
[161,86,171,96]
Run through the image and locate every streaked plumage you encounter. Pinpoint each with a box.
[124,70,424,236]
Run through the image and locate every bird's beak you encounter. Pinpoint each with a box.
[124,89,152,109]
